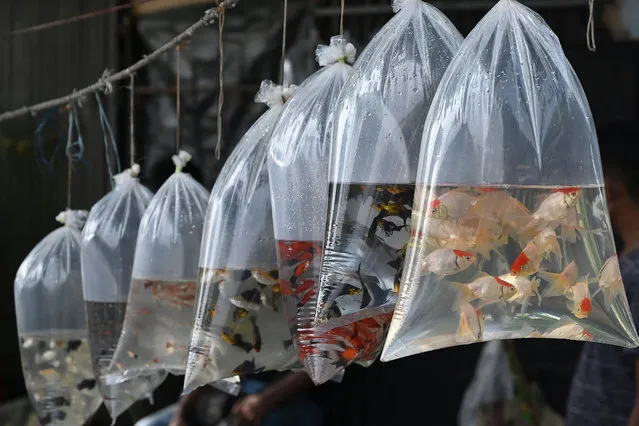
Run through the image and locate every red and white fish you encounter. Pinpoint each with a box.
[455,302,484,344]
[499,273,541,314]
[441,217,508,260]
[596,255,623,310]
[566,279,592,319]
[420,248,476,276]
[428,189,478,219]
[518,187,581,243]
[527,318,593,341]
[511,228,561,276]
[452,274,517,311]
[469,190,533,236]
[538,261,578,298]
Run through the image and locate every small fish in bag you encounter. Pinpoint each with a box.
[184,81,300,393]
[81,165,167,421]
[313,0,463,384]
[382,0,639,362]
[15,210,102,425]
[107,151,209,380]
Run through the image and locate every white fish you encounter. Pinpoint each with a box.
[229,295,262,312]
[519,188,581,243]
[41,350,57,362]
[597,255,623,310]
[538,261,578,298]
[511,228,561,277]
[455,302,484,344]
[420,248,476,276]
[452,275,517,311]
[499,274,541,314]
[21,338,34,349]
[429,189,478,219]
[251,270,279,286]
[566,279,592,319]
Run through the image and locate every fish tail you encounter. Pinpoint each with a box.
[538,270,566,298]
[560,224,578,244]
[518,221,538,247]
[451,283,473,312]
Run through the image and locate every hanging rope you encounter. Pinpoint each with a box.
[0,2,239,123]
[129,73,136,167]
[280,0,288,85]
[176,44,183,153]
[587,0,596,52]
[95,92,121,187]
[65,104,85,209]
[340,0,345,36]
[216,1,226,160]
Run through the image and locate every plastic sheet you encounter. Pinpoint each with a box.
[81,165,167,421]
[106,151,209,380]
[184,81,299,393]
[15,210,102,426]
[313,0,463,383]
[267,36,355,382]
[382,0,639,362]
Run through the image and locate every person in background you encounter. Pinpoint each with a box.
[566,118,639,426]
[138,371,324,426]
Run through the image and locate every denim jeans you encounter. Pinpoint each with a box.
[133,403,177,426]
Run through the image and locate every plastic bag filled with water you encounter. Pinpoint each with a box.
[107,151,209,379]
[184,81,300,393]
[313,0,463,383]
[382,0,639,362]
[267,36,357,382]
[81,165,167,421]
[15,210,102,426]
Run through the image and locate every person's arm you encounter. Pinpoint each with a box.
[629,360,639,426]
[169,386,208,426]
[231,372,315,425]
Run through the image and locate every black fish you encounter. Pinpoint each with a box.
[232,307,249,322]
[232,358,264,375]
[357,264,391,309]
[76,379,96,391]
[249,316,262,353]
[386,256,403,272]
[336,283,362,298]
[66,340,82,353]
[221,330,253,353]
[240,289,263,304]
[40,410,67,426]
[50,396,71,407]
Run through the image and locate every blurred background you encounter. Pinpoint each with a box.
[1,0,638,424]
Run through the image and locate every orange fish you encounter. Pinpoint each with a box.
[291,260,310,284]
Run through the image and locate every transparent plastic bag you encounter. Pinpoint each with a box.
[107,151,210,380]
[15,210,103,426]
[81,165,167,421]
[382,0,639,362]
[313,0,463,383]
[184,81,299,393]
[267,36,356,380]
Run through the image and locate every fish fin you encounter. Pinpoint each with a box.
[592,287,603,298]
[520,297,530,315]
[450,282,473,312]
[360,287,371,309]
[538,270,566,298]
[560,224,578,244]
[533,279,542,306]
[517,222,539,248]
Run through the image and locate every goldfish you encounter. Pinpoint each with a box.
[452,275,517,311]
[420,248,476,276]
[518,188,581,243]
[511,228,561,276]
[455,302,484,344]
[252,269,279,286]
[499,273,541,314]
[429,189,477,219]
[528,321,593,341]
[290,260,310,285]
[538,261,578,297]
[469,190,532,236]
[597,255,623,310]
[441,217,508,260]
[566,279,592,319]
